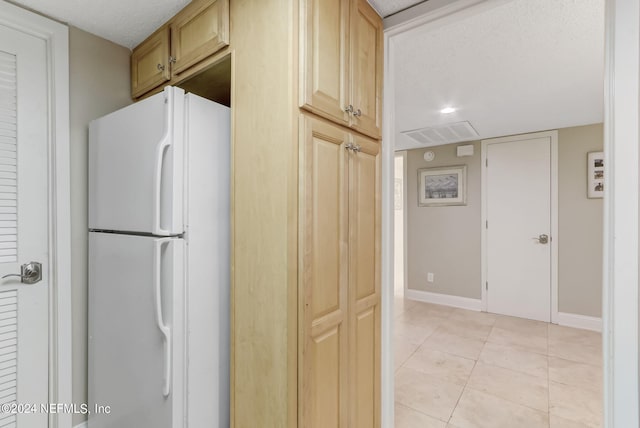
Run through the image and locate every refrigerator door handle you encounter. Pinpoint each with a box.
[154,135,172,236]
[154,238,172,397]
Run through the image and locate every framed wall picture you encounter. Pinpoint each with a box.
[417,165,467,207]
[587,151,604,198]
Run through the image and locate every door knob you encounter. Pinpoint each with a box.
[2,262,42,284]
[532,234,549,244]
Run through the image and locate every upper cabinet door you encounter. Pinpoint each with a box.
[350,0,382,139]
[170,0,230,76]
[300,0,351,126]
[131,27,171,98]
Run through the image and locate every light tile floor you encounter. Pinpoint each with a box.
[394,296,603,428]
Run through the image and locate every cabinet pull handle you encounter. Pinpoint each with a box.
[345,105,354,114]
[353,108,362,117]
[157,63,166,71]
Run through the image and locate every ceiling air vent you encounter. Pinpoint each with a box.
[402,121,480,146]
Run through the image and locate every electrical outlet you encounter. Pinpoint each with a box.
[427,272,434,283]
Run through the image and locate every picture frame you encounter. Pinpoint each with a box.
[417,165,467,207]
[587,151,604,199]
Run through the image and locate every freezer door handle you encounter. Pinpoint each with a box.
[154,135,172,236]
[154,238,172,397]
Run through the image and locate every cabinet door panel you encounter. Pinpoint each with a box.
[349,134,380,428]
[171,0,229,75]
[131,27,170,98]
[300,115,349,428]
[350,0,382,139]
[300,0,350,126]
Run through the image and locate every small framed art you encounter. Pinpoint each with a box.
[587,151,604,199]
[417,165,467,207]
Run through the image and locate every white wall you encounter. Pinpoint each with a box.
[394,154,405,294]
[558,124,604,317]
[406,141,483,299]
[69,26,131,426]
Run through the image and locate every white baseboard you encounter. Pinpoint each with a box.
[557,312,602,332]
[74,421,87,428]
[404,289,481,311]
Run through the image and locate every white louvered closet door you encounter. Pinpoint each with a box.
[0,23,50,428]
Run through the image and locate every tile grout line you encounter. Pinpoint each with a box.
[445,314,495,426]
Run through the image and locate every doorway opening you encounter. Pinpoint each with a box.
[382,1,618,427]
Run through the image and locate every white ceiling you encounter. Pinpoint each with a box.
[368,0,426,17]
[392,0,604,150]
[9,0,191,48]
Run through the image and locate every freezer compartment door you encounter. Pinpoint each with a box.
[89,86,184,235]
[88,232,185,428]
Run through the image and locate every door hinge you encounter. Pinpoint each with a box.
[485,158,488,167]
[485,281,488,290]
[485,220,488,229]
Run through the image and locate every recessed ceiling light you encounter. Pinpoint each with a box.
[440,107,456,114]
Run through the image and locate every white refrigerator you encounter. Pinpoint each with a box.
[87,86,230,428]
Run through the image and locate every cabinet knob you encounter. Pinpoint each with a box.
[353,108,362,117]
[354,144,361,153]
[157,63,166,71]
[345,143,354,151]
[345,105,354,114]
[168,56,176,64]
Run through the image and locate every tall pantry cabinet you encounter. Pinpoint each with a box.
[299,0,382,427]
[299,116,381,427]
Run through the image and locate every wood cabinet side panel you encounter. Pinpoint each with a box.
[229,1,298,427]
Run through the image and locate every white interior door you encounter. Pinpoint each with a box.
[0,24,50,427]
[485,135,554,322]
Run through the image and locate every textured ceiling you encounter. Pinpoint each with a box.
[392,0,604,150]
[368,0,426,17]
[9,0,190,48]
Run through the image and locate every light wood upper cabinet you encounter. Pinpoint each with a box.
[350,0,383,140]
[299,114,381,428]
[300,0,351,126]
[300,0,382,139]
[131,27,171,99]
[130,0,229,99]
[171,0,229,75]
